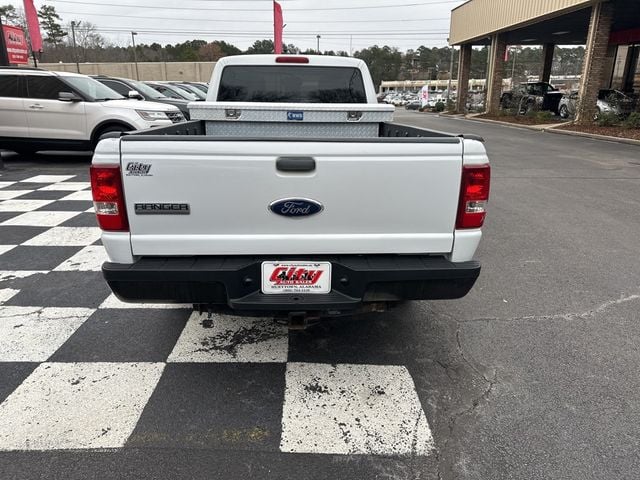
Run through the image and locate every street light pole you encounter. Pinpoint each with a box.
[131,31,139,80]
[316,35,321,54]
[70,21,80,73]
[447,40,454,102]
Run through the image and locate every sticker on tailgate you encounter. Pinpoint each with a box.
[287,111,304,121]
[262,262,331,294]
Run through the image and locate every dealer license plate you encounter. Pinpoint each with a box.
[261,262,331,294]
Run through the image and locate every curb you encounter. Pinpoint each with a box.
[545,127,640,146]
[462,116,640,146]
[462,115,552,132]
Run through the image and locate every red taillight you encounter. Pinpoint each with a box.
[456,164,491,229]
[90,165,129,232]
[275,56,309,64]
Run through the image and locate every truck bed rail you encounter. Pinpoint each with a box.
[113,120,483,143]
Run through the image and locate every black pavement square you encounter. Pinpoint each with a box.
[36,200,92,212]
[0,212,22,224]
[0,363,38,404]
[0,245,82,271]
[16,190,72,201]
[287,309,416,366]
[5,271,111,308]
[50,308,191,362]
[0,271,48,291]
[2,183,49,190]
[0,226,49,246]
[60,213,98,228]
[127,363,286,451]
[0,171,36,182]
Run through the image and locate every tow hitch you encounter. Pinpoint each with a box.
[286,311,321,330]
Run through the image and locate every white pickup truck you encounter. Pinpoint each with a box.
[91,54,490,319]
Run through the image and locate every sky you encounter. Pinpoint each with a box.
[34,0,467,53]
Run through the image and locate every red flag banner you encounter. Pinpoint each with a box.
[273,1,283,54]
[23,0,42,52]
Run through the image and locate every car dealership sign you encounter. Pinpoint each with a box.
[2,24,29,64]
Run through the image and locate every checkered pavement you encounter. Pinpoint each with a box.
[0,171,435,457]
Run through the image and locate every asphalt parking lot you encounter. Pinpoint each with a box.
[0,113,639,480]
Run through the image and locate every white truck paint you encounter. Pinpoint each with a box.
[91,55,490,316]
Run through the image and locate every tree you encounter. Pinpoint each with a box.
[0,4,20,25]
[66,21,106,61]
[215,40,241,57]
[354,45,402,88]
[198,42,224,61]
[246,39,274,54]
[38,5,67,46]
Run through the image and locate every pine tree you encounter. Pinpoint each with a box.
[38,5,67,46]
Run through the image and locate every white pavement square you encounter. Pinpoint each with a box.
[168,312,289,363]
[0,306,94,362]
[0,199,54,212]
[54,245,109,272]
[22,227,102,246]
[280,363,435,456]
[0,288,19,304]
[39,182,91,192]
[1,211,81,227]
[0,245,17,256]
[0,190,32,201]
[0,362,165,450]
[99,293,191,309]
[22,175,76,183]
[60,191,93,201]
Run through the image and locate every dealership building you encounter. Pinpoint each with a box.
[449,0,639,122]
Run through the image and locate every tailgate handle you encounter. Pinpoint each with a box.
[276,157,316,172]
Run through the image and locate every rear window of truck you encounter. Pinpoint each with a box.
[217,66,367,103]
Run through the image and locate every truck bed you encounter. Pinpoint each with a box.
[116,120,483,143]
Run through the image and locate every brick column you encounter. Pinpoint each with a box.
[541,43,555,84]
[456,44,472,113]
[575,1,614,124]
[485,33,507,115]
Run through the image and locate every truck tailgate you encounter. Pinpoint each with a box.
[120,138,463,256]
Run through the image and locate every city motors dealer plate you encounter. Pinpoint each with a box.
[261,262,331,294]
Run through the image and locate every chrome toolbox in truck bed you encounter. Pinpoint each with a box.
[189,101,395,138]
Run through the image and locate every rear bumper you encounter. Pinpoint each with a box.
[102,255,480,312]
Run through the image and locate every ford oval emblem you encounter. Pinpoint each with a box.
[269,198,323,217]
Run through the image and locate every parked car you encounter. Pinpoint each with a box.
[405,99,421,110]
[558,89,636,119]
[501,82,563,114]
[181,81,208,94]
[92,75,191,119]
[145,81,200,101]
[166,82,207,100]
[0,67,185,155]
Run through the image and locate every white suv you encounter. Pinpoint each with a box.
[0,67,185,155]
